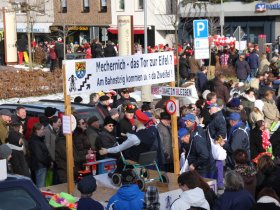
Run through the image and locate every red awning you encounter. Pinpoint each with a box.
[107,27,144,35]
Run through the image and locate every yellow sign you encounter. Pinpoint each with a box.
[67,26,89,31]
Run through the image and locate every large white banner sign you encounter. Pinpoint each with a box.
[65,52,175,95]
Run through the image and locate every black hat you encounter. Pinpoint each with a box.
[87,116,99,125]
[44,107,57,118]
[160,112,171,120]
[141,103,151,112]
[121,88,131,93]
[121,169,137,185]
[0,109,12,117]
[74,96,83,103]
[99,95,110,101]
[77,175,97,194]
[103,116,116,126]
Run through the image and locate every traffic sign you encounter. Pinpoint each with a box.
[166,100,176,115]
[193,20,209,39]
[193,19,209,59]
[102,35,108,41]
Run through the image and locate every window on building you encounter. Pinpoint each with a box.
[83,0,90,12]
[37,0,45,14]
[118,0,125,11]
[138,0,143,10]
[61,0,67,13]
[100,0,107,12]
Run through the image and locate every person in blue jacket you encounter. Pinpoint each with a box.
[224,112,250,169]
[247,49,259,78]
[107,169,144,210]
[196,65,208,94]
[207,103,227,189]
[183,113,216,179]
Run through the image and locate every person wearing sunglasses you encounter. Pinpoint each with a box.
[96,116,119,160]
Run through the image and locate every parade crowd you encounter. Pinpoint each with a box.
[0,38,280,210]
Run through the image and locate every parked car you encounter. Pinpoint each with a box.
[0,100,103,139]
[0,100,102,122]
[66,53,86,60]
[0,174,51,210]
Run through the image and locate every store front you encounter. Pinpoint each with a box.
[224,16,275,43]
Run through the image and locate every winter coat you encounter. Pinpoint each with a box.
[49,47,57,60]
[55,42,64,59]
[96,129,118,159]
[179,56,190,79]
[44,125,58,161]
[241,94,255,112]
[7,130,30,177]
[73,128,90,176]
[213,189,255,210]
[86,126,100,150]
[259,58,270,74]
[117,117,135,142]
[213,78,230,104]
[201,106,211,128]
[28,134,52,171]
[0,39,4,56]
[224,122,250,168]
[78,197,104,210]
[125,126,165,168]
[55,135,67,183]
[188,130,216,176]
[16,37,27,52]
[91,43,104,58]
[251,196,280,210]
[250,127,266,160]
[235,59,251,80]
[171,187,210,210]
[262,98,280,129]
[207,111,227,141]
[248,52,259,69]
[256,166,280,198]
[270,126,280,157]
[234,164,257,197]
[104,44,117,57]
[107,184,144,210]
[249,111,264,128]
[196,72,207,93]
[157,122,172,163]
[0,119,9,145]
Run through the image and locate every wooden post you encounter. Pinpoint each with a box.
[63,65,75,194]
[170,81,180,175]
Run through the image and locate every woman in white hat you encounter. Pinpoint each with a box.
[249,99,264,129]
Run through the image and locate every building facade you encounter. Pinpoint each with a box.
[109,0,176,47]
[179,0,280,44]
[0,0,54,41]
[52,0,111,44]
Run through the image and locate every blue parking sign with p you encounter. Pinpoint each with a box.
[193,20,209,39]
